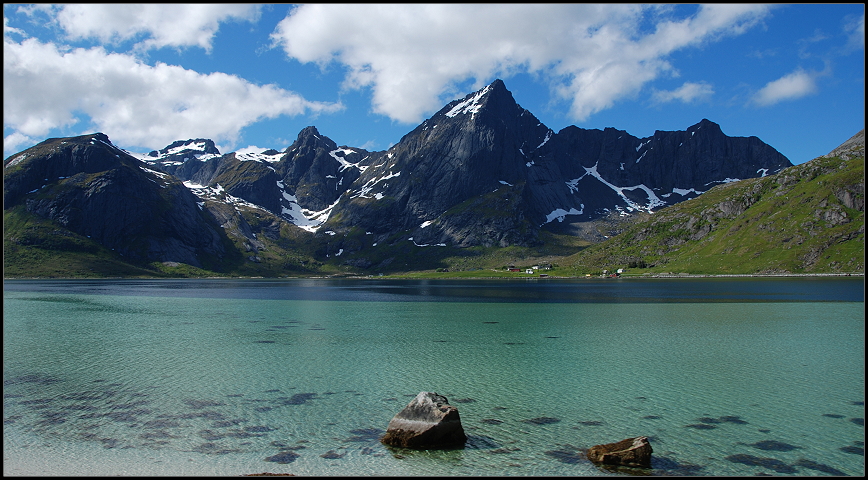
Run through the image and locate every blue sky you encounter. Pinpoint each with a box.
[3,4,864,164]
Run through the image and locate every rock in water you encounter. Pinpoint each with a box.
[380,392,467,449]
[587,436,653,468]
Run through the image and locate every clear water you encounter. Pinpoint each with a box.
[4,278,864,476]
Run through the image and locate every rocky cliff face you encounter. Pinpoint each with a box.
[4,134,226,267]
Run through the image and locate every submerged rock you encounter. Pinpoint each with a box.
[380,392,467,449]
[587,436,653,468]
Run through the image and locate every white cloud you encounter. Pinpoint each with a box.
[752,69,818,106]
[652,81,715,104]
[48,4,261,52]
[843,13,864,51]
[270,4,771,124]
[3,36,342,155]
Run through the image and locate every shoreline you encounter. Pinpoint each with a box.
[4,272,864,281]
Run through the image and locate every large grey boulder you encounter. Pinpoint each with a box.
[380,392,467,449]
[587,436,653,468]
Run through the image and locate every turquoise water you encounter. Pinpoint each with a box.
[3,278,864,476]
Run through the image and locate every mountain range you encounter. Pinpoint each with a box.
[5,79,860,277]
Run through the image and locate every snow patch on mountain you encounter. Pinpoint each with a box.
[351,171,401,199]
[235,147,283,163]
[580,163,666,213]
[445,84,491,119]
[329,148,367,172]
[280,192,338,233]
[544,207,584,224]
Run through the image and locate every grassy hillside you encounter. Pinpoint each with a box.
[561,152,864,276]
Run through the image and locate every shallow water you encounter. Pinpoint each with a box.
[4,278,864,476]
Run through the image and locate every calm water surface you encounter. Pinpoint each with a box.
[4,278,864,476]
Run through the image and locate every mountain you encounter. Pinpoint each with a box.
[562,130,864,275]
[4,79,809,277]
[142,79,792,249]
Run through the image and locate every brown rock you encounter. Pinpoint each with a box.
[587,436,652,468]
[380,392,467,449]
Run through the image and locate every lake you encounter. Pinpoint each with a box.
[3,277,864,476]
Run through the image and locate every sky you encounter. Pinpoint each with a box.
[3,4,864,164]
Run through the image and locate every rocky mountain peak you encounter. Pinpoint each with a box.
[148,138,220,158]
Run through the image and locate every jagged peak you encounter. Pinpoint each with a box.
[288,126,337,152]
[438,78,520,121]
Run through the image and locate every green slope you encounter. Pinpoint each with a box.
[562,152,864,275]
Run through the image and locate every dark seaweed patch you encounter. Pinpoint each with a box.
[139,429,177,440]
[503,342,525,345]
[320,450,346,459]
[697,416,721,423]
[839,445,864,455]
[684,423,716,429]
[851,401,864,406]
[650,456,704,475]
[212,419,244,428]
[346,427,384,442]
[144,419,180,428]
[226,430,261,438]
[178,410,226,420]
[453,398,475,403]
[524,417,560,425]
[253,340,276,344]
[245,425,276,433]
[577,420,604,426]
[198,429,225,441]
[255,407,273,413]
[747,440,801,451]
[105,411,148,422]
[482,321,499,324]
[793,459,847,475]
[279,393,317,405]
[545,449,584,464]
[265,451,300,463]
[490,447,521,454]
[545,336,560,339]
[183,399,226,409]
[111,400,151,409]
[849,417,864,426]
[19,398,55,406]
[99,438,123,449]
[822,413,845,418]
[725,454,797,474]
[4,374,62,387]
[718,415,748,424]
[758,429,771,433]
[481,419,503,425]
[226,394,243,397]
[193,442,241,455]
[642,415,662,420]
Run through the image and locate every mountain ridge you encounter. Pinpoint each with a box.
[8,78,851,278]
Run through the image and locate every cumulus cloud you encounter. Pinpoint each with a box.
[42,4,260,52]
[3,36,342,154]
[652,82,715,104]
[270,4,771,124]
[752,69,818,106]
